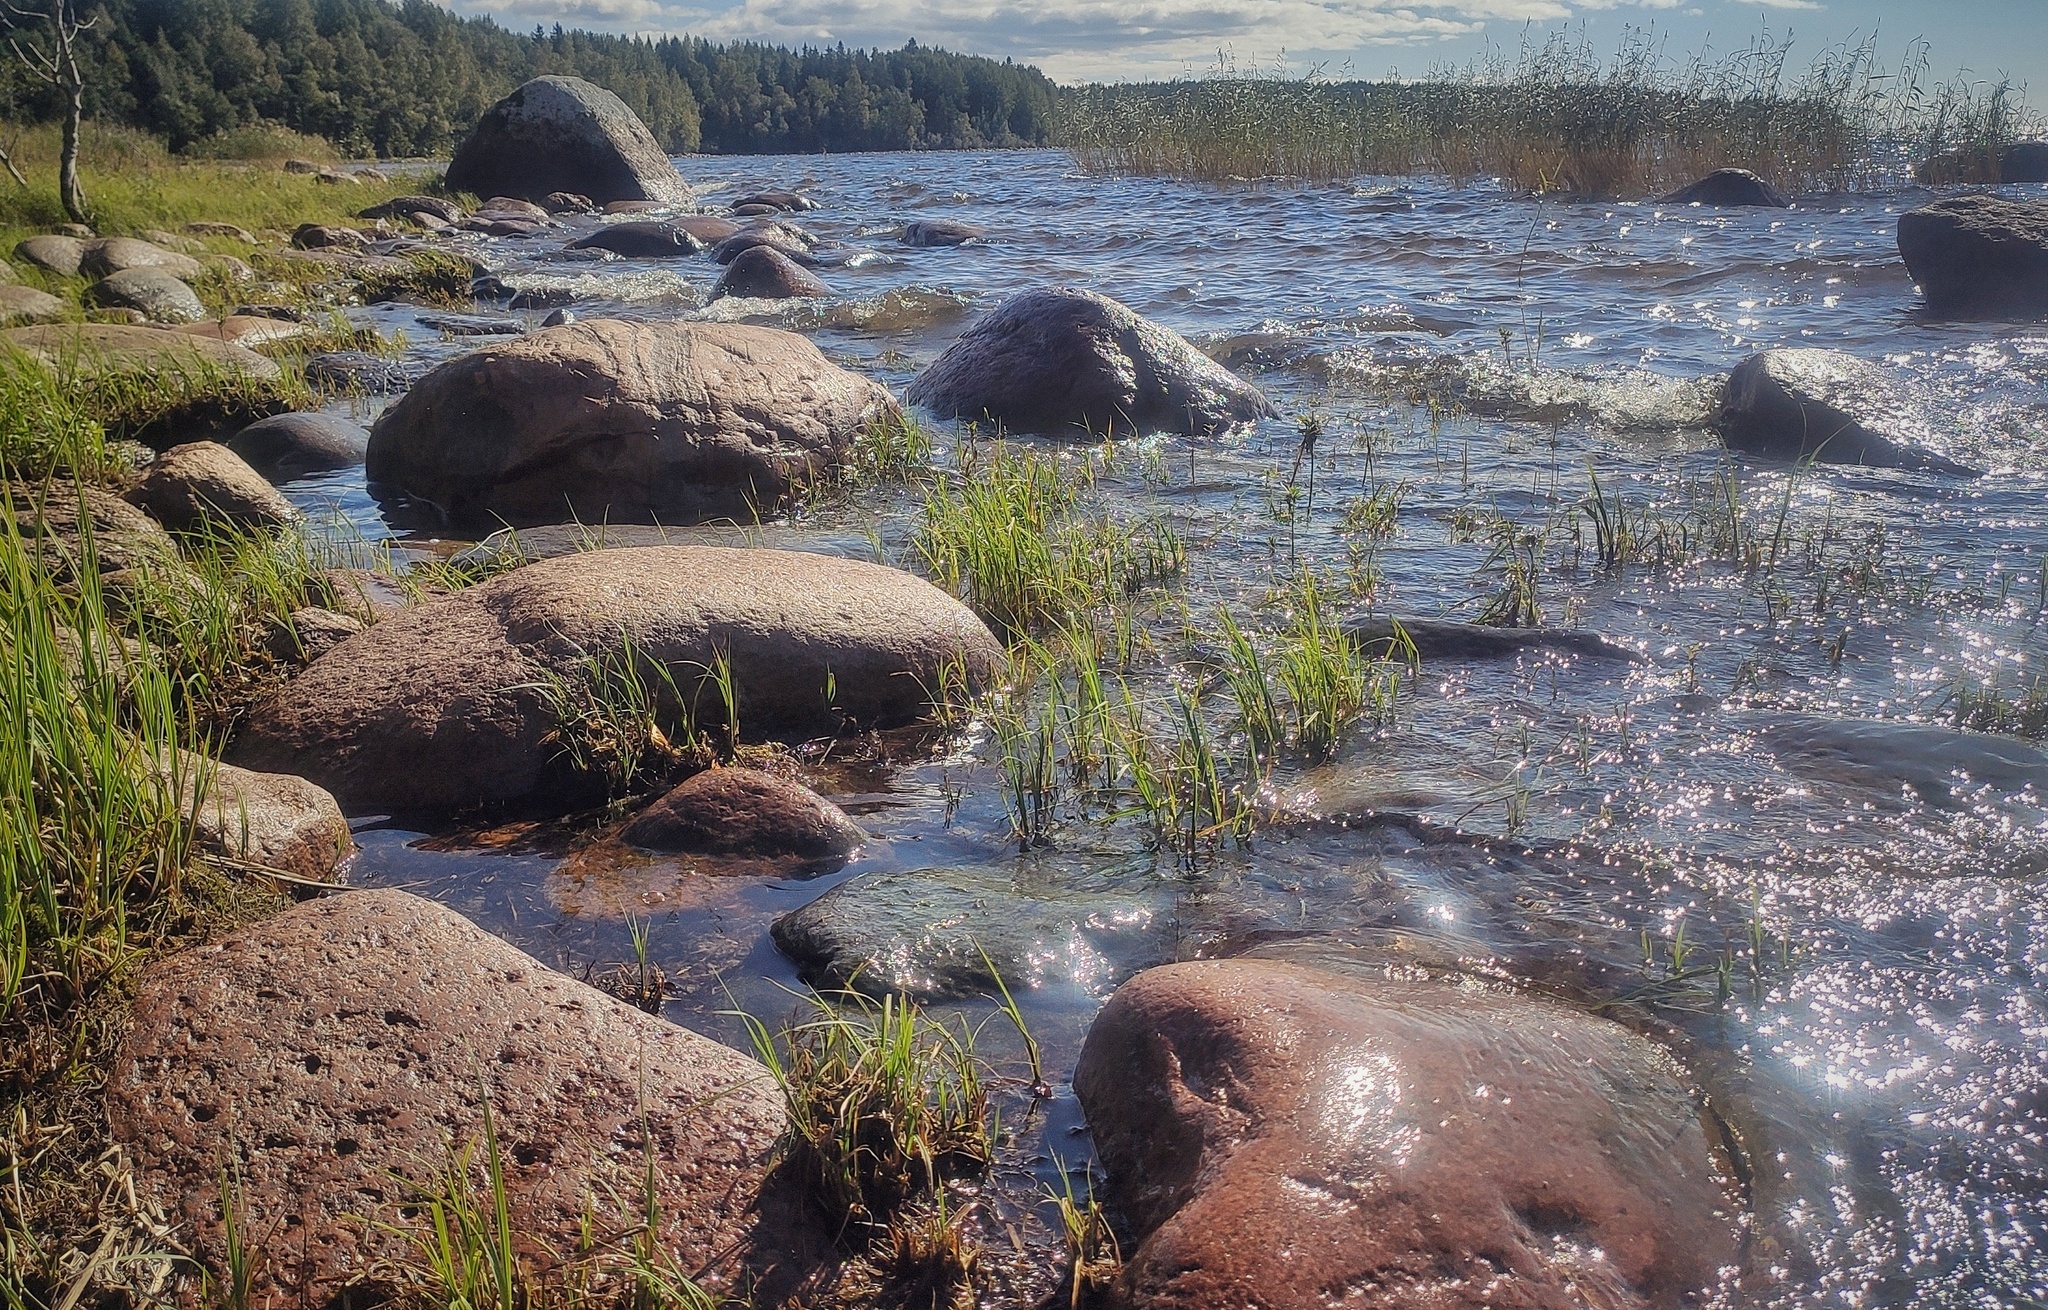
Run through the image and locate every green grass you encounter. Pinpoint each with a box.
[1058,28,2040,194]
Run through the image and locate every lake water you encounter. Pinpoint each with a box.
[285,149,2048,1306]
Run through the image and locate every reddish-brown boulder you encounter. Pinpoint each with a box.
[621,766,863,867]
[128,441,300,533]
[175,754,352,879]
[107,889,810,1306]
[1074,960,1741,1309]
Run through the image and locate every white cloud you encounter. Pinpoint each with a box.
[1745,0,1822,9]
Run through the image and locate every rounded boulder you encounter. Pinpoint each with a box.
[229,545,1005,811]
[907,286,1276,438]
[709,245,829,301]
[620,766,864,868]
[129,441,301,532]
[1074,959,1742,1309]
[1718,348,1979,475]
[445,75,689,205]
[364,319,896,527]
[1658,167,1790,207]
[1897,194,2048,317]
[82,268,205,323]
[80,236,205,280]
[565,220,704,257]
[227,411,370,479]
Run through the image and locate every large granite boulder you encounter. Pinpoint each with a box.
[1659,167,1790,207]
[365,319,896,527]
[1074,959,1742,1309]
[1897,195,2048,316]
[444,76,688,206]
[107,890,810,1306]
[907,287,1276,438]
[1717,348,1979,475]
[230,545,1005,811]
[82,268,205,323]
[129,441,301,533]
[771,867,1178,1001]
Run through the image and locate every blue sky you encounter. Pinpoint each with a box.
[442,0,2048,94]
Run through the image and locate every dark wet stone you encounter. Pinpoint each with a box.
[1717,348,1981,475]
[357,194,465,224]
[731,190,817,212]
[1897,195,2048,317]
[416,313,523,336]
[543,190,595,213]
[709,246,829,301]
[1074,959,1742,1309]
[507,285,575,310]
[540,308,574,327]
[2005,141,2048,183]
[226,412,369,479]
[565,221,705,257]
[901,218,984,247]
[303,351,424,395]
[446,77,688,205]
[620,767,864,868]
[82,268,204,323]
[464,218,546,237]
[730,203,778,217]
[907,286,1277,438]
[1348,616,1640,663]
[1659,167,1790,207]
[771,866,1178,1001]
[107,889,812,1308]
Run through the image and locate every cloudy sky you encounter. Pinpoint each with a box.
[440,0,2048,92]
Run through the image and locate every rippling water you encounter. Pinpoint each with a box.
[293,150,2048,1306]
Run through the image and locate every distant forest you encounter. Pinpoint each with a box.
[0,0,1060,156]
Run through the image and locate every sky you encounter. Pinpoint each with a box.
[440,0,2048,94]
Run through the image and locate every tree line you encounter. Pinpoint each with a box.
[0,0,1059,158]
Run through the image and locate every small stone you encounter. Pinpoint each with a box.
[0,284,63,326]
[174,753,352,879]
[270,606,366,663]
[128,441,301,533]
[621,767,864,866]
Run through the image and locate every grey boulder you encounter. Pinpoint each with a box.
[1659,167,1790,207]
[82,268,205,323]
[227,411,370,479]
[1897,195,2048,316]
[129,441,302,532]
[444,75,689,206]
[1717,348,1980,475]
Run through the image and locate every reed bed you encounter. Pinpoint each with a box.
[1059,29,2041,195]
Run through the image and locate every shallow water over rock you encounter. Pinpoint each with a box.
[276,150,2048,1306]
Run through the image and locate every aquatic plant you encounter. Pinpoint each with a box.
[1047,1164,1121,1310]
[354,249,479,309]
[1057,29,2041,195]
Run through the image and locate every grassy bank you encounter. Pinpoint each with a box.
[1057,29,2041,194]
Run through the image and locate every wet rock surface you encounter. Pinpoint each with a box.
[901,218,985,246]
[1660,167,1791,207]
[621,767,865,868]
[358,194,465,224]
[445,75,689,205]
[907,286,1277,437]
[1898,195,2048,316]
[710,245,830,300]
[771,866,1178,1000]
[1349,615,1640,663]
[566,220,705,256]
[230,545,1005,811]
[129,441,300,533]
[1074,959,1742,1310]
[227,412,369,479]
[1717,348,1979,474]
[364,319,897,526]
[107,889,808,1307]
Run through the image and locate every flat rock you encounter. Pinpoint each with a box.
[620,767,864,869]
[230,545,1004,810]
[1074,959,1742,1309]
[1349,616,1640,663]
[364,319,897,527]
[445,75,689,205]
[80,237,205,280]
[180,755,352,879]
[771,866,1177,1001]
[226,411,369,479]
[82,267,205,323]
[901,218,984,246]
[1659,167,1790,207]
[0,284,63,326]
[175,314,310,348]
[129,441,301,532]
[565,220,705,257]
[710,245,829,301]
[302,349,421,394]
[908,286,1277,438]
[1897,194,2048,316]
[14,234,85,276]
[106,889,806,1306]
[1718,348,1979,475]
[0,323,281,384]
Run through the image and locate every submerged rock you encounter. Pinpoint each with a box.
[907,286,1277,438]
[129,441,301,533]
[0,284,63,326]
[771,867,1178,1001]
[1074,959,1741,1309]
[1717,348,1980,475]
[357,194,465,224]
[730,190,817,212]
[711,223,819,265]
[621,767,863,868]
[226,411,369,479]
[82,268,204,323]
[302,350,423,395]
[1897,195,2048,316]
[565,220,705,257]
[900,218,985,246]
[1660,168,1790,207]
[709,246,829,301]
[230,546,1004,810]
[364,319,896,527]
[1349,616,1640,663]
[107,889,805,1307]
[445,75,689,205]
